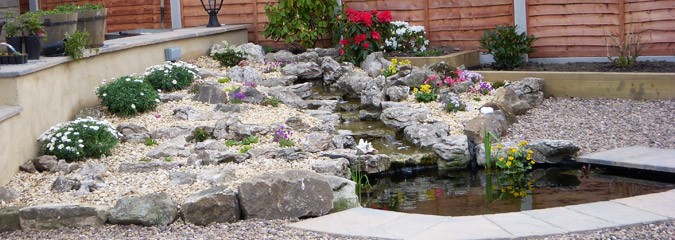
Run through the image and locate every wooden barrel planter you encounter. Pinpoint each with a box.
[40,12,78,48]
[77,8,107,48]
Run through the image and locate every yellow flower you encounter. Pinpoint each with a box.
[513,192,520,197]
[500,189,505,192]
[497,143,503,149]
[508,156,514,161]
[506,161,512,166]
[412,87,418,94]
[499,157,504,162]
[419,84,432,94]
[510,148,518,153]
[518,140,528,147]
[526,155,531,160]
[520,190,527,196]
[530,161,535,165]
[392,58,398,65]
[528,149,534,154]
[491,146,495,151]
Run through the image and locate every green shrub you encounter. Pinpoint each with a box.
[491,81,506,89]
[261,96,281,107]
[240,145,252,154]
[479,25,537,70]
[211,41,245,67]
[263,0,339,48]
[193,127,211,143]
[144,137,158,146]
[64,30,91,60]
[143,61,199,92]
[96,76,160,117]
[38,118,120,162]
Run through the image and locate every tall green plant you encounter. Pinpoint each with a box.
[479,25,537,70]
[262,0,339,48]
[2,12,21,37]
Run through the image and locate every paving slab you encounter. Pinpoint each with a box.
[565,201,667,226]
[288,207,407,237]
[612,191,675,218]
[577,146,675,173]
[522,207,615,232]
[483,212,565,237]
[406,215,514,240]
[356,213,449,239]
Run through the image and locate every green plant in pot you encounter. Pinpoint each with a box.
[20,12,45,60]
[3,12,23,53]
[38,5,78,51]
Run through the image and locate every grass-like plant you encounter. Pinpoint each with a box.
[352,139,375,198]
[144,137,158,146]
[96,76,160,117]
[240,145,252,154]
[38,118,120,162]
[261,96,281,107]
[143,61,199,92]
[606,28,645,67]
[225,136,259,147]
[444,95,466,113]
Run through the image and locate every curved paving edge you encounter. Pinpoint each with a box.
[288,189,675,240]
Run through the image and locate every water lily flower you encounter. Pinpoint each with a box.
[356,139,377,155]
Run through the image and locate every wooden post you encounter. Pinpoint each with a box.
[618,0,626,43]
[253,0,259,43]
[423,0,429,39]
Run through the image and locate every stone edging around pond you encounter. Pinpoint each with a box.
[0,47,580,232]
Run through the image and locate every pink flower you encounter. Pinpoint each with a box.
[339,48,345,55]
[154,114,161,119]
[424,74,436,84]
[371,31,381,40]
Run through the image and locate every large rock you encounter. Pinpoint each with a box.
[117,123,150,143]
[267,86,307,109]
[73,162,108,194]
[320,56,344,84]
[236,86,265,104]
[192,82,228,104]
[380,107,432,131]
[229,66,263,84]
[264,50,294,63]
[403,122,450,148]
[19,160,37,173]
[504,77,545,112]
[360,76,386,109]
[107,192,178,226]
[303,132,335,153]
[389,153,438,167]
[197,168,237,186]
[238,170,333,220]
[335,71,372,98]
[212,116,240,140]
[386,85,410,102]
[151,126,190,139]
[188,139,247,165]
[235,43,265,63]
[260,75,297,87]
[492,87,533,115]
[282,62,323,80]
[323,175,360,212]
[463,110,508,145]
[169,172,196,186]
[197,67,225,79]
[288,82,313,99]
[0,187,19,203]
[181,186,240,226]
[19,203,107,230]
[50,176,81,193]
[360,52,391,78]
[33,155,58,172]
[118,162,180,173]
[146,136,191,158]
[311,158,350,178]
[389,66,433,88]
[434,135,471,170]
[528,140,581,164]
[275,147,308,162]
[173,105,207,121]
[308,48,339,58]
[0,207,21,232]
[291,51,320,64]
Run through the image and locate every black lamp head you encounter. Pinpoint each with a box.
[200,0,225,27]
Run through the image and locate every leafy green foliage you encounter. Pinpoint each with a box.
[20,12,44,36]
[218,77,230,83]
[64,30,91,60]
[96,76,160,117]
[2,12,21,37]
[143,61,199,92]
[239,145,252,154]
[38,118,120,162]
[225,136,259,147]
[413,84,437,103]
[479,25,537,70]
[263,0,339,48]
[444,96,466,113]
[211,47,245,67]
[261,96,281,107]
[193,128,211,143]
[144,137,158,146]
[491,81,506,89]
[139,157,151,162]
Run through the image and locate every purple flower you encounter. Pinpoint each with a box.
[235,92,246,100]
[273,126,292,142]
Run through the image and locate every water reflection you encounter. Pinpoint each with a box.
[363,167,673,216]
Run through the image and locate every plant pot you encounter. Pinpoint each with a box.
[41,12,78,50]
[5,36,24,53]
[0,54,28,64]
[77,8,107,48]
[24,35,42,60]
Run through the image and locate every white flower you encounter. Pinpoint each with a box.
[140,92,145,96]
[79,144,84,148]
[78,139,83,143]
[131,104,136,109]
[171,80,178,85]
[102,93,107,97]
[356,139,377,155]
[155,99,160,103]
[125,78,131,82]
[57,144,64,149]
[480,107,494,114]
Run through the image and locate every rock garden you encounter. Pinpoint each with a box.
[1,3,674,239]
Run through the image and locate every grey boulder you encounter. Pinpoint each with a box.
[181,186,240,226]
[19,203,107,230]
[107,192,178,226]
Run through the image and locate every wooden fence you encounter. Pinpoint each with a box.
[18,0,675,58]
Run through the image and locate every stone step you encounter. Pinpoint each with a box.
[0,105,21,122]
[577,146,675,173]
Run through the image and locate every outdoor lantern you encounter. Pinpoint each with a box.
[200,0,224,27]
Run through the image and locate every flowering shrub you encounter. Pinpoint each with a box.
[335,8,393,65]
[96,76,160,117]
[385,21,429,53]
[211,41,245,67]
[38,118,120,162]
[263,0,339,48]
[413,84,437,103]
[444,95,466,112]
[273,126,294,147]
[381,58,411,77]
[495,141,535,173]
[143,61,199,92]
[472,81,494,95]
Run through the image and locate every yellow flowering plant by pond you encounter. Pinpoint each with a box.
[495,141,535,174]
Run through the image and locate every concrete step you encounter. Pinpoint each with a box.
[577,146,675,173]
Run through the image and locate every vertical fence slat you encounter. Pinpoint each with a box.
[253,0,258,43]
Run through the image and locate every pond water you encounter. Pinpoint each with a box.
[361,167,674,216]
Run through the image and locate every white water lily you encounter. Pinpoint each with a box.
[356,139,377,155]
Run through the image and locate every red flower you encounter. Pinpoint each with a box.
[346,8,359,23]
[354,34,367,44]
[360,12,372,27]
[339,48,345,55]
[340,38,349,46]
[377,11,393,23]
[371,31,381,40]
[363,42,370,49]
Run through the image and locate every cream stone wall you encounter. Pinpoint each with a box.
[0,28,248,185]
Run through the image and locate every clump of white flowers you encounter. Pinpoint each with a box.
[96,75,161,117]
[385,21,430,53]
[143,61,200,92]
[38,117,120,161]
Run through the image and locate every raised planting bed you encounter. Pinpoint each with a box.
[388,50,480,68]
[478,71,675,100]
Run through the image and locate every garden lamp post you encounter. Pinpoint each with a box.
[200,0,224,27]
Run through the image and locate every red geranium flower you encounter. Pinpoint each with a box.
[339,48,345,55]
[363,42,370,49]
[340,38,349,46]
[354,34,367,44]
[371,31,381,40]
[377,11,393,23]
[360,12,372,27]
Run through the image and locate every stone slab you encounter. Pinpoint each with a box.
[522,207,615,232]
[356,213,449,239]
[0,207,21,233]
[0,106,21,123]
[407,215,514,240]
[612,191,675,218]
[484,212,565,237]
[577,146,675,173]
[565,201,667,226]
[288,208,406,236]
